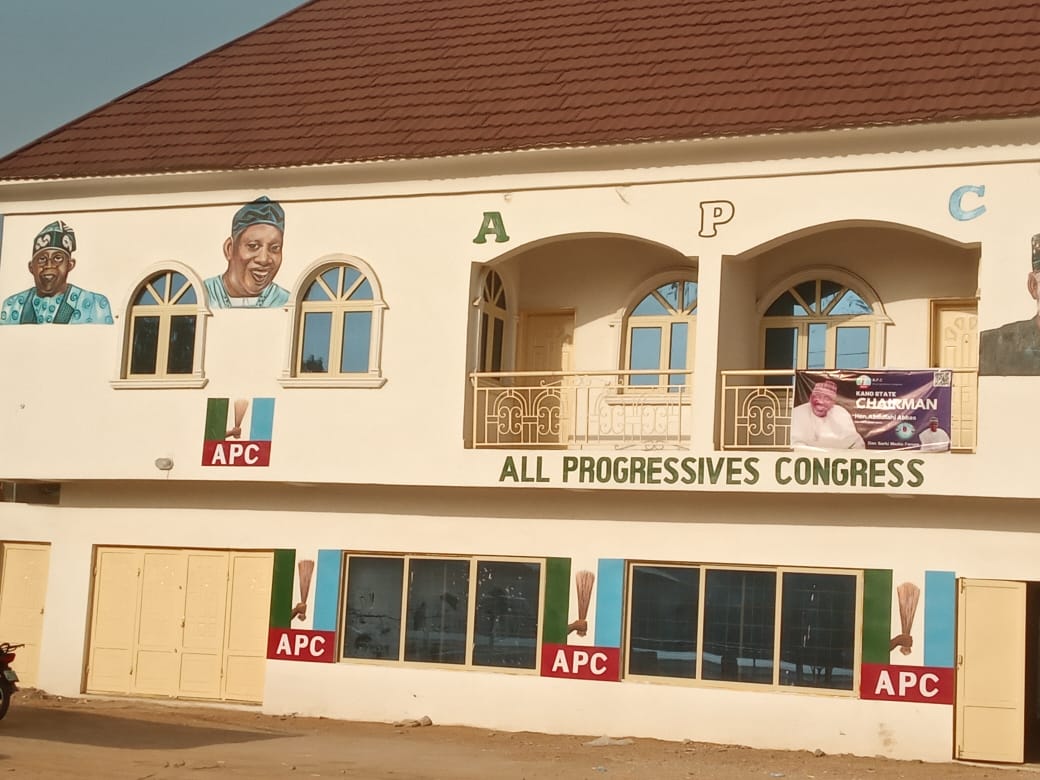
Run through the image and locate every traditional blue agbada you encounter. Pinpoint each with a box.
[0,284,113,324]
[0,221,112,325]
[203,275,289,309]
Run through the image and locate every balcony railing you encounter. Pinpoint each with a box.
[470,368,978,452]
[470,370,692,449]
[720,369,978,452]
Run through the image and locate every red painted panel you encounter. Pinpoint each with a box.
[202,440,271,467]
[860,663,954,704]
[540,643,620,681]
[267,628,337,663]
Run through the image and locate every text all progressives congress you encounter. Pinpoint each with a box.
[498,455,925,488]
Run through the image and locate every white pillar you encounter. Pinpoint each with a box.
[691,251,723,452]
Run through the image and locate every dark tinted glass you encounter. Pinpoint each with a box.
[404,559,470,664]
[628,565,699,678]
[473,561,540,669]
[130,316,160,374]
[343,557,404,660]
[702,569,776,684]
[167,315,196,374]
[780,572,856,690]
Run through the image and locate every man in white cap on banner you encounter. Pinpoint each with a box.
[918,416,951,452]
[790,379,865,450]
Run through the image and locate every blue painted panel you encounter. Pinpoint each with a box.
[594,559,624,648]
[249,397,276,441]
[924,570,956,668]
[312,549,342,632]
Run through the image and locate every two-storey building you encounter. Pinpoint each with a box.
[1,0,1039,764]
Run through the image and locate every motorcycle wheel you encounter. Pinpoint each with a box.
[0,679,11,720]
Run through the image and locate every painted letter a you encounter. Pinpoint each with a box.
[474,211,510,244]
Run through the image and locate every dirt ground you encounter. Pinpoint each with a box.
[0,690,1035,779]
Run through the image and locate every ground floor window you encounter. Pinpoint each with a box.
[342,554,543,670]
[626,563,859,691]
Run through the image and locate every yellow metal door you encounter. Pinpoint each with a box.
[0,543,50,687]
[956,578,1026,763]
[132,550,188,696]
[222,552,273,702]
[87,548,142,694]
[519,312,575,445]
[932,302,978,450]
[88,547,271,702]
[180,551,229,698]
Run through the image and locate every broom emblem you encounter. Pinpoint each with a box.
[894,581,920,655]
[291,559,316,622]
[568,570,595,637]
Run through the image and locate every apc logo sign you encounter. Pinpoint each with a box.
[860,663,954,705]
[267,628,336,663]
[201,397,275,467]
[540,644,621,682]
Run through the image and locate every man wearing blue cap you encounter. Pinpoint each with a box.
[0,221,112,325]
[980,233,1040,375]
[204,196,290,308]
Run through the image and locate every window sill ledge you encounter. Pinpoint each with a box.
[278,376,387,389]
[110,377,209,390]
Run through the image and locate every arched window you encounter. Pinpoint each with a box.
[477,270,507,373]
[762,276,882,375]
[290,259,386,386]
[124,270,202,379]
[624,279,697,389]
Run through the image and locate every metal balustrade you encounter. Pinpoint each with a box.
[470,369,692,449]
[470,368,978,452]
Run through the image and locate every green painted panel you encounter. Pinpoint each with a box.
[862,569,893,664]
[204,398,229,441]
[542,557,572,645]
[269,549,296,628]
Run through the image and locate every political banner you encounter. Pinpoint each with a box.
[792,370,952,452]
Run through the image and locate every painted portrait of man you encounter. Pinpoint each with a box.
[204,196,290,308]
[0,220,112,325]
[979,233,1040,375]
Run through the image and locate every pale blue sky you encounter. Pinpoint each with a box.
[0,0,308,158]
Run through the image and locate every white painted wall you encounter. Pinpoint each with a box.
[3,125,1040,762]
[0,141,1026,497]
[4,488,1035,765]
[3,485,1040,761]
[263,662,952,762]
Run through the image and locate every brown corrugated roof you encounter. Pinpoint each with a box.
[2,0,1040,180]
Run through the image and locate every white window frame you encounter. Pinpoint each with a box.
[279,254,387,388]
[620,272,698,392]
[624,561,863,696]
[475,268,509,374]
[111,262,209,389]
[759,268,890,371]
[340,552,546,673]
